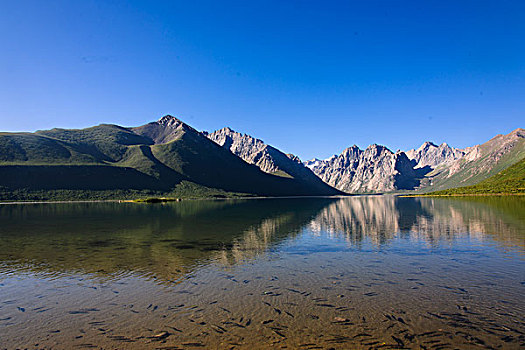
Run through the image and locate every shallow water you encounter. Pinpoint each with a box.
[0,196,524,349]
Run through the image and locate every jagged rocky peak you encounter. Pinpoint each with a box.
[406,140,464,169]
[219,126,235,133]
[158,114,182,126]
[307,127,524,194]
[156,115,196,131]
[207,126,235,137]
[341,145,362,157]
[364,144,392,157]
[208,127,256,145]
[207,127,275,175]
[207,127,295,174]
[421,141,438,149]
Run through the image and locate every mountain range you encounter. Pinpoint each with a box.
[305,128,524,194]
[0,115,342,200]
[0,115,523,200]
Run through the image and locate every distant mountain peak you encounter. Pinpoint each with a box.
[406,140,463,169]
[367,143,390,151]
[131,115,198,145]
[347,144,360,150]
[419,141,438,149]
[219,126,236,133]
[341,145,361,155]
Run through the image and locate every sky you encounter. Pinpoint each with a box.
[1,0,524,160]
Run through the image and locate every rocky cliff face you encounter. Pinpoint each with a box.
[206,127,282,174]
[206,127,341,194]
[406,142,465,169]
[304,144,419,193]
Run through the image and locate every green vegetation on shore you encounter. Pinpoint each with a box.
[414,157,525,196]
[0,181,253,202]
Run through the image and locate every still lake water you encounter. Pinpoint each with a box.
[0,196,524,349]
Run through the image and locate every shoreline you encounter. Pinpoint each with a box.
[1,192,523,205]
[0,194,355,205]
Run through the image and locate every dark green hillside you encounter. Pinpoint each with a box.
[423,157,525,195]
[0,133,87,163]
[0,124,153,165]
[0,116,342,200]
[36,124,154,162]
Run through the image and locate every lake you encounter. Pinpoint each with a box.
[0,196,524,349]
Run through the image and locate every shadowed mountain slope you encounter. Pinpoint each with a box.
[205,127,340,194]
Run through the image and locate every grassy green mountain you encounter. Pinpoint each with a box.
[0,116,342,200]
[423,157,525,195]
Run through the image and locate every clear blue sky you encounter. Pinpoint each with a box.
[1,0,523,160]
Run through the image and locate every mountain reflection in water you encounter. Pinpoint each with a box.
[0,198,334,282]
[311,196,524,249]
[0,196,523,284]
